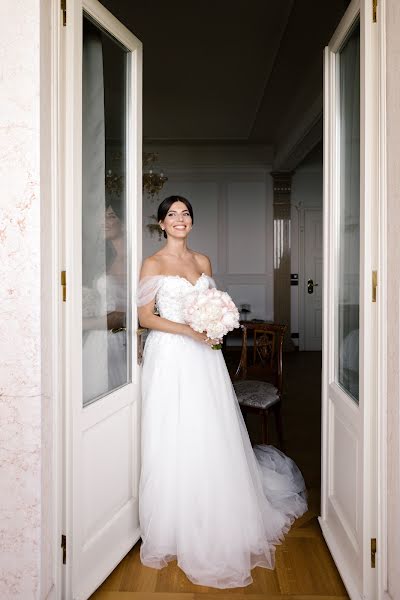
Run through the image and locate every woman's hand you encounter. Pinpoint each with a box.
[184,325,220,347]
[107,311,126,330]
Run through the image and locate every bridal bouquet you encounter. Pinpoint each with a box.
[183,288,240,349]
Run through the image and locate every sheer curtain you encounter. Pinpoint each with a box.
[82,17,108,404]
[337,22,360,402]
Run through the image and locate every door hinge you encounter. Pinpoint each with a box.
[61,0,66,26]
[371,537,377,568]
[61,270,67,302]
[373,0,378,23]
[372,270,377,303]
[61,534,67,564]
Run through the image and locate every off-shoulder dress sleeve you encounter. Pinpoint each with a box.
[206,275,217,289]
[136,275,164,307]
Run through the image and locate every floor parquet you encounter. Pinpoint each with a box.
[90,351,348,599]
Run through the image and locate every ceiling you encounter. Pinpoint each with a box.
[100,0,349,148]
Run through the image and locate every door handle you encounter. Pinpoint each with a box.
[137,327,147,365]
[307,279,319,294]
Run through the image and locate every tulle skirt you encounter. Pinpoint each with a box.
[139,330,307,589]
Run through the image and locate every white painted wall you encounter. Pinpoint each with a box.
[0,1,55,598]
[291,158,323,348]
[142,145,274,324]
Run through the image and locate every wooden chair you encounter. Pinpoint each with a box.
[232,322,286,449]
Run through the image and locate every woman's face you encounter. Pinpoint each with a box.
[160,201,192,239]
[105,205,123,240]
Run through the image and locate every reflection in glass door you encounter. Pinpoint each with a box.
[336,20,360,403]
[82,14,131,405]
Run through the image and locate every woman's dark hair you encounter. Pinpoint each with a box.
[105,198,124,269]
[157,196,194,239]
[106,197,124,221]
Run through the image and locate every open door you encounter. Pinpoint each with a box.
[300,208,323,351]
[62,1,142,598]
[321,0,378,598]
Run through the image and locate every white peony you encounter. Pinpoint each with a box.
[183,287,240,347]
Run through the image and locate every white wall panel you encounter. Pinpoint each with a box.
[227,284,271,322]
[227,182,267,274]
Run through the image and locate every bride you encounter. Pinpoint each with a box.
[137,195,307,589]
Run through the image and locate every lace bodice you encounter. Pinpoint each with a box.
[156,274,213,323]
[137,273,215,324]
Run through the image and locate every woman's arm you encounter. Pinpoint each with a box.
[138,293,189,335]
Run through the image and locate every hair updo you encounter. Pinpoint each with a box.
[157,195,194,239]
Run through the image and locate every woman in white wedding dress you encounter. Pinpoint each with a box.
[82,202,128,403]
[137,196,307,589]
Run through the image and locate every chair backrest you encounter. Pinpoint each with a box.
[233,322,286,392]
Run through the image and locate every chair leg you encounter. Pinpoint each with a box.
[262,410,269,445]
[274,403,284,451]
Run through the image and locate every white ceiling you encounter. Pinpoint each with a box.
[100,0,349,148]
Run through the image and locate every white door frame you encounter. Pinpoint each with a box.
[48,1,66,598]
[375,1,388,598]
[40,1,77,598]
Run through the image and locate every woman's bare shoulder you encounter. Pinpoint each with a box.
[192,251,212,276]
[139,255,163,278]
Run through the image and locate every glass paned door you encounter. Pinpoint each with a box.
[321,1,378,597]
[82,13,131,405]
[62,1,142,597]
[336,20,360,403]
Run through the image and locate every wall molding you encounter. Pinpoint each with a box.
[273,94,323,171]
[143,142,274,170]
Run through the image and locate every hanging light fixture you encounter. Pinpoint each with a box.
[105,151,168,200]
[105,169,123,196]
[104,151,168,240]
[142,152,168,200]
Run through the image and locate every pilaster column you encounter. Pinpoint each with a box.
[271,171,294,351]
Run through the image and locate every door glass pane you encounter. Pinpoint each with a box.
[336,20,360,403]
[82,14,131,406]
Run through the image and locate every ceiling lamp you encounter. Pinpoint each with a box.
[142,152,168,200]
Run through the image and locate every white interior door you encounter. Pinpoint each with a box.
[62,1,142,598]
[302,208,323,351]
[321,0,378,598]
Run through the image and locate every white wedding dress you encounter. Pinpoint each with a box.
[137,273,307,589]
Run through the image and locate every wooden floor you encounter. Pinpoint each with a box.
[90,351,348,600]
